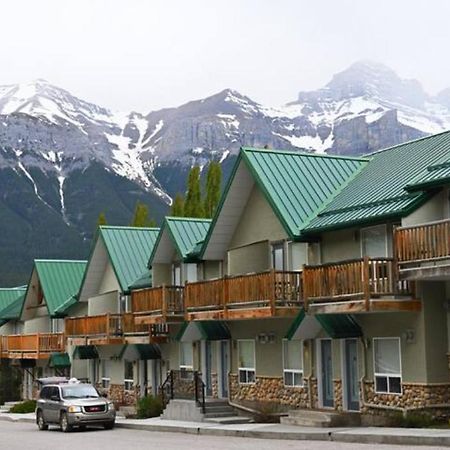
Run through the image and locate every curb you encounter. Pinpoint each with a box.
[2,415,450,447]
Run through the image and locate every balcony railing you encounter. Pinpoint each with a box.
[132,286,184,323]
[303,257,414,312]
[0,333,65,359]
[184,270,303,319]
[65,313,162,344]
[395,219,450,265]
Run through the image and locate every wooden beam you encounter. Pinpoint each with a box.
[186,310,224,321]
[369,299,422,312]
[309,298,422,314]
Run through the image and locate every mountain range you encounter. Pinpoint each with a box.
[0,60,449,285]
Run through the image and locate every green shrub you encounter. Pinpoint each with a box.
[387,411,437,428]
[9,400,37,414]
[136,395,163,419]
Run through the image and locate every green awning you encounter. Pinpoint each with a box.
[73,345,99,360]
[136,344,161,360]
[176,321,231,342]
[317,314,362,339]
[286,310,362,340]
[49,352,71,368]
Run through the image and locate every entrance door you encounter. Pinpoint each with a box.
[344,339,359,411]
[204,341,213,396]
[219,340,230,398]
[139,360,149,398]
[320,339,334,408]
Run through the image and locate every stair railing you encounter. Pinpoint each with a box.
[160,370,174,407]
[194,371,206,414]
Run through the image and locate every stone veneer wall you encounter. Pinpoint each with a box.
[97,383,138,406]
[229,374,309,408]
[362,381,450,416]
[333,379,343,411]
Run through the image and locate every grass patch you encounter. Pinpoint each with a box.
[9,400,36,414]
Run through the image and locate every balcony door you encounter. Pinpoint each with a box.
[271,242,285,271]
[361,225,388,258]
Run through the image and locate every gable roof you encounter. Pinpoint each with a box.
[200,147,367,258]
[0,287,27,323]
[31,260,87,317]
[149,217,211,266]
[79,226,160,296]
[303,131,450,234]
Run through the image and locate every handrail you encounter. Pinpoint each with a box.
[131,285,184,314]
[1,332,64,354]
[395,220,450,263]
[194,371,206,413]
[396,217,450,231]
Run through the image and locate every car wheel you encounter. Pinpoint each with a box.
[36,411,48,431]
[103,421,115,430]
[60,412,73,433]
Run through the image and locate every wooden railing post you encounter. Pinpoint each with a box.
[302,265,309,311]
[222,276,228,319]
[363,257,371,311]
[106,313,110,341]
[270,269,276,315]
[162,285,167,318]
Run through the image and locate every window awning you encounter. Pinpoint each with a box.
[48,352,71,368]
[136,344,161,360]
[72,345,99,360]
[286,309,362,340]
[176,321,231,342]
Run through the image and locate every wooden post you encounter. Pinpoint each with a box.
[106,313,110,342]
[162,285,167,319]
[222,276,228,319]
[363,257,370,311]
[270,269,276,316]
[302,265,309,312]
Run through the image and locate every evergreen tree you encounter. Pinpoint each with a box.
[130,201,157,227]
[203,161,222,218]
[170,193,185,217]
[184,166,204,217]
[97,212,107,228]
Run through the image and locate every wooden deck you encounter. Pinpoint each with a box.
[303,257,420,314]
[184,270,303,320]
[132,286,185,325]
[395,219,450,278]
[65,313,167,345]
[0,333,65,359]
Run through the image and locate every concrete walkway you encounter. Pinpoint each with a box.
[1,412,449,447]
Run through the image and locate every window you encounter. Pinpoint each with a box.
[124,360,134,391]
[50,318,64,333]
[283,340,303,387]
[373,338,402,394]
[40,386,50,400]
[361,225,388,258]
[185,263,198,283]
[180,342,194,379]
[238,340,255,384]
[271,243,285,271]
[120,295,131,313]
[101,360,111,389]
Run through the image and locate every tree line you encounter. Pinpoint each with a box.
[96,160,222,228]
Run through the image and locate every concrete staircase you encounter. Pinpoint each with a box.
[280,409,361,427]
[161,398,252,424]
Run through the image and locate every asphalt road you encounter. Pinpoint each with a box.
[0,421,446,450]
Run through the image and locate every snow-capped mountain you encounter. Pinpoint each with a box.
[0,61,449,285]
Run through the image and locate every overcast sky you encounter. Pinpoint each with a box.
[2,0,449,112]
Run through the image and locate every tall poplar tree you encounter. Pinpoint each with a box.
[170,193,185,217]
[203,161,222,218]
[130,201,156,227]
[184,166,203,217]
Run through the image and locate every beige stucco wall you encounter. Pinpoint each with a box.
[402,189,447,227]
[201,260,222,281]
[88,291,119,316]
[229,184,288,249]
[320,228,361,263]
[228,241,270,276]
[23,316,50,333]
[99,260,121,294]
[152,263,171,287]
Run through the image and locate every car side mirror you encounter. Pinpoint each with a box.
[50,395,60,401]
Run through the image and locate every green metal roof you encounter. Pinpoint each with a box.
[176,321,230,341]
[32,260,87,317]
[98,226,160,292]
[149,217,211,265]
[0,287,27,321]
[407,150,450,191]
[241,148,368,236]
[304,131,450,234]
[128,269,152,291]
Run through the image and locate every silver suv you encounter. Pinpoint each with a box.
[36,380,116,432]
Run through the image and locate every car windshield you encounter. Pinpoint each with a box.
[61,385,99,399]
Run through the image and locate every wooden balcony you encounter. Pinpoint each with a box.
[132,286,184,325]
[395,219,450,279]
[303,257,420,314]
[65,313,168,345]
[0,333,65,359]
[185,270,303,320]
